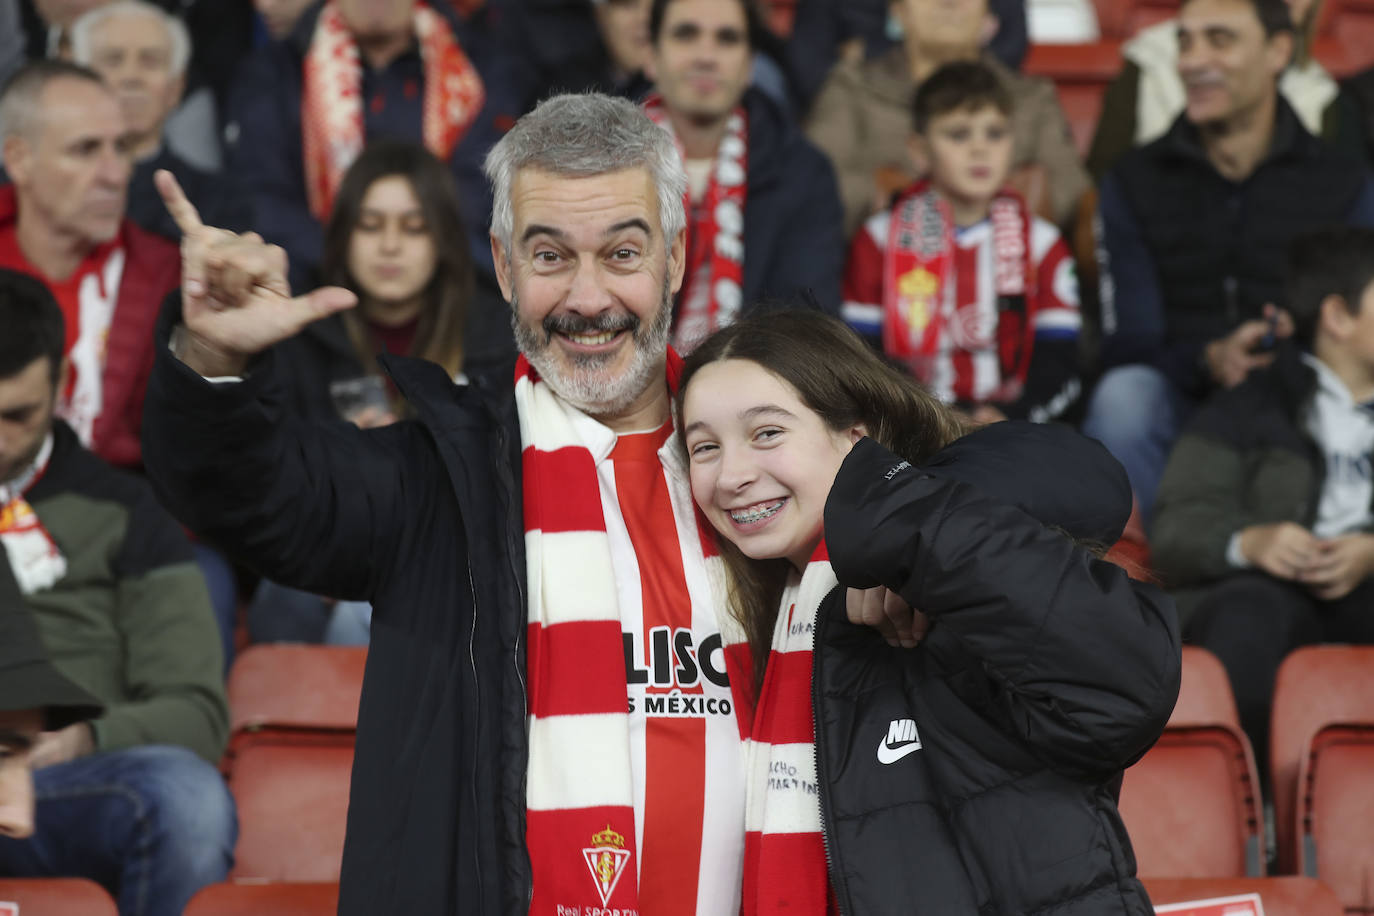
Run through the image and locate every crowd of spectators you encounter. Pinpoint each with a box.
[1,0,1374,908]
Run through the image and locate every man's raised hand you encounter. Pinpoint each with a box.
[156,169,356,377]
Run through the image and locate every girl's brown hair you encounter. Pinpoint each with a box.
[675,309,966,696]
[320,140,474,383]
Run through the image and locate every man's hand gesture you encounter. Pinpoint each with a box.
[157,170,357,377]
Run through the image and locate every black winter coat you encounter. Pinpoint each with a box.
[812,432,1180,914]
[142,305,1175,913]
[732,88,846,313]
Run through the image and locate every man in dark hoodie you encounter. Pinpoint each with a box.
[643,0,844,352]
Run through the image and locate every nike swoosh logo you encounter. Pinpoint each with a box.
[877,738,921,765]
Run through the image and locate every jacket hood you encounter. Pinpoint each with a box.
[921,421,1133,546]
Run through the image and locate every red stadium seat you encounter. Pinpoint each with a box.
[226,644,366,735]
[223,645,362,883]
[1144,876,1343,916]
[1121,724,1265,878]
[1296,724,1374,913]
[1170,646,1243,729]
[227,733,354,882]
[184,881,340,915]
[0,878,118,914]
[1023,41,1124,156]
[1120,648,1263,878]
[1270,647,1374,875]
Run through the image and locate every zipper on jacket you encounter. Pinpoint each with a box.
[468,560,486,912]
[492,417,534,914]
[811,614,850,915]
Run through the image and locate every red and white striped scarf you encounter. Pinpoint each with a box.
[642,96,747,355]
[0,433,66,596]
[884,180,1035,397]
[740,542,838,916]
[300,0,485,221]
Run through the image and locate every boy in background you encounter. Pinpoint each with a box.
[841,60,1082,424]
[1153,226,1374,769]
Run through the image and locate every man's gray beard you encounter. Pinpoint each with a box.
[511,278,674,419]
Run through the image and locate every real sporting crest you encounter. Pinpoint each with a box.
[582,824,632,907]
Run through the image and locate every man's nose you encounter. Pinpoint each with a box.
[565,258,614,314]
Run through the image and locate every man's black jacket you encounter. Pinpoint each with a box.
[142,314,1175,914]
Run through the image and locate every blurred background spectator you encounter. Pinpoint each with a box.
[0,267,234,916]
[1084,0,1374,526]
[805,0,1087,239]
[1151,227,1374,776]
[71,0,248,240]
[644,0,843,352]
[1086,0,1365,178]
[225,0,521,292]
[0,60,178,471]
[246,139,512,645]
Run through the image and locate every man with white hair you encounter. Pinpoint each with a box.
[71,0,243,240]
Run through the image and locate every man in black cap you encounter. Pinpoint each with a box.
[0,585,103,841]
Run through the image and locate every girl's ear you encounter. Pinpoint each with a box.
[848,423,869,444]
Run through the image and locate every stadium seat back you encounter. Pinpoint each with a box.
[1120,725,1264,878]
[227,733,354,882]
[1170,646,1242,729]
[184,881,340,915]
[1270,646,1374,874]
[226,644,366,734]
[1297,724,1374,913]
[0,878,118,914]
[1143,876,1344,916]
[1023,42,1124,156]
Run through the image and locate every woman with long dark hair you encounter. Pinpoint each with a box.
[675,310,1180,915]
[251,140,505,644]
[274,138,488,425]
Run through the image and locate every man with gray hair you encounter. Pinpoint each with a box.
[71,0,243,241]
[0,59,179,471]
[142,91,749,915]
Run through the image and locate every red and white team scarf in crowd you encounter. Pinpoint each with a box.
[0,434,66,595]
[884,180,1034,394]
[738,541,838,916]
[643,96,747,354]
[300,0,485,220]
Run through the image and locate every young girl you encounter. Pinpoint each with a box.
[676,310,1179,915]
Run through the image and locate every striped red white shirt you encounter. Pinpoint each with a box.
[583,413,747,916]
[842,210,1080,406]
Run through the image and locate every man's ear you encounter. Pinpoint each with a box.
[167,71,186,110]
[667,227,687,295]
[980,12,1000,46]
[1266,29,1295,76]
[1319,292,1355,341]
[3,136,31,187]
[491,233,513,303]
